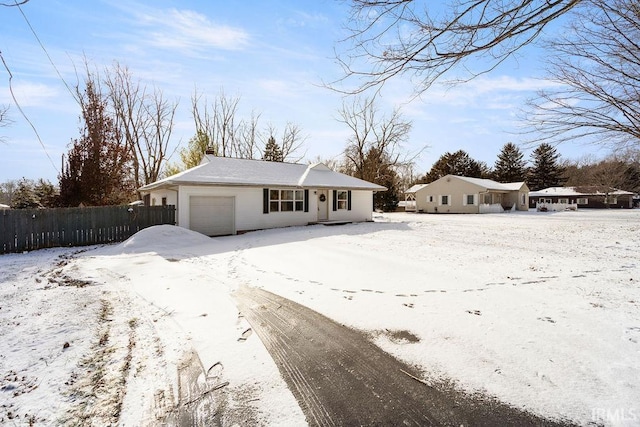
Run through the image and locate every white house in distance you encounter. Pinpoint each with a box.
[138,155,386,236]
[405,175,529,213]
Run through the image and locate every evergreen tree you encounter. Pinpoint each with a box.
[262,136,283,162]
[493,142,527,182]
[11,179,41,209]
[34,179,58,208]
[164,131,211,176]
[58,79,134,206]
[422,150,486,183]
[527,143,566,191]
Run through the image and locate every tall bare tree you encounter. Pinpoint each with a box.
[0,104,10,143]
[237,111,261,160]
[334,0,581,94]
[104,63,178,187]
[338,97,414,182]
[523,0,640,150]
[192,89,240,157]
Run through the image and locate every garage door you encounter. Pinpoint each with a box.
[189,196,235,236]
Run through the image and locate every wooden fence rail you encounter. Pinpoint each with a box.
[0,205,176,254]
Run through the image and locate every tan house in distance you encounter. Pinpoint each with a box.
[406,175,529,214]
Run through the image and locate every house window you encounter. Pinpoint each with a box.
[337,190,348,210]
[521,193,526,205]
[483,194,492,204]
[558,198,568,204]
[269,189,305,212]
[428,195,434,203]
[577,198,588,205]
[161,197,167,206]
[466,194,475,205]
[604,196,617,204]
[441,195,449,205]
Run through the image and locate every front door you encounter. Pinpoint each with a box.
[317,190,328,221]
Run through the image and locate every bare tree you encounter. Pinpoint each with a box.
[333,0,581,94]
[262,122,307,162]
[237,111,261,160]
[104,63,178,187]
[191,89,240,157]
[0,104,10,143]
[338,97,414,182]
[523,0,640,150]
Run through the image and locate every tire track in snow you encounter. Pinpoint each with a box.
[233,285,570,427]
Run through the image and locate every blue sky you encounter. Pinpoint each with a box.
[0,1,608,184]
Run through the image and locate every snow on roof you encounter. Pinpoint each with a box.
[140,156,386,191]
[529,186,634,197]
[449,175,525,191]
[0,203,10,209]
[405,184,428,193]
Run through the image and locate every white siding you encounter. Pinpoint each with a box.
[149,186,376,233]
[328,190,374,222]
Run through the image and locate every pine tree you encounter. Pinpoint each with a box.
[494,142,527,182]
[58,79,134,207]
[527,143,566,191]
[422,150,486,183]
[262,136,283,162]
[34,179,58,208]
[164,131,211,176]
[11,179,41,209]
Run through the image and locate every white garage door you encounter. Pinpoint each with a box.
[189,196,235,236]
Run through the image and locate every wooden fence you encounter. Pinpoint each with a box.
[0,205,176,254]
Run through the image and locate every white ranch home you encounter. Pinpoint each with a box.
[405,175,529,214]
[139,156,386,236]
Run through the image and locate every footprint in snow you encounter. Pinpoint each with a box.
[237,328,253,342]
[466,310,481,316]
[537,316,556,324]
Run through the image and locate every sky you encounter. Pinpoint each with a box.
[0,0,611,184]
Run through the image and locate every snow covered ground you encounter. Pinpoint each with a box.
[1,209,639,426]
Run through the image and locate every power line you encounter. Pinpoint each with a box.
[1,51,59,174]
[15,0,78,104]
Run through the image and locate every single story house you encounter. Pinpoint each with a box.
[138,155,386,236]
[406,175,529,214]
[529,186,634,209]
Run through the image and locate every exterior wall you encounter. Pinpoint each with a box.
[327,190,374,222]
[148,189,178,207]
[415,178,481,214]
[529,195,633,209]
[153,186,375,234]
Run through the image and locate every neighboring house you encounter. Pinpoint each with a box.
[529,186,634,209]
[139,155,386,236]
[407,175,529,214]
[404,184,429,212]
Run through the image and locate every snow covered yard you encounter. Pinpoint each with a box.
[1,209,639,426]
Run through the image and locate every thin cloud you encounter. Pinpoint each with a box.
[3,82,59,108]
[120,6,250,53]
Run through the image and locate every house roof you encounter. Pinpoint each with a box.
[529,186,634,197]
[445,175,527,192]
[140,156,387,192]
[405,184,428,193]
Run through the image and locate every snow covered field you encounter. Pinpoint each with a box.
[1,209,639,426]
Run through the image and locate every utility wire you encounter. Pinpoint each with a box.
[15,0,78,103]
[1,51,59,174]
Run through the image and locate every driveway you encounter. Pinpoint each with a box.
[233,285,571,427]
